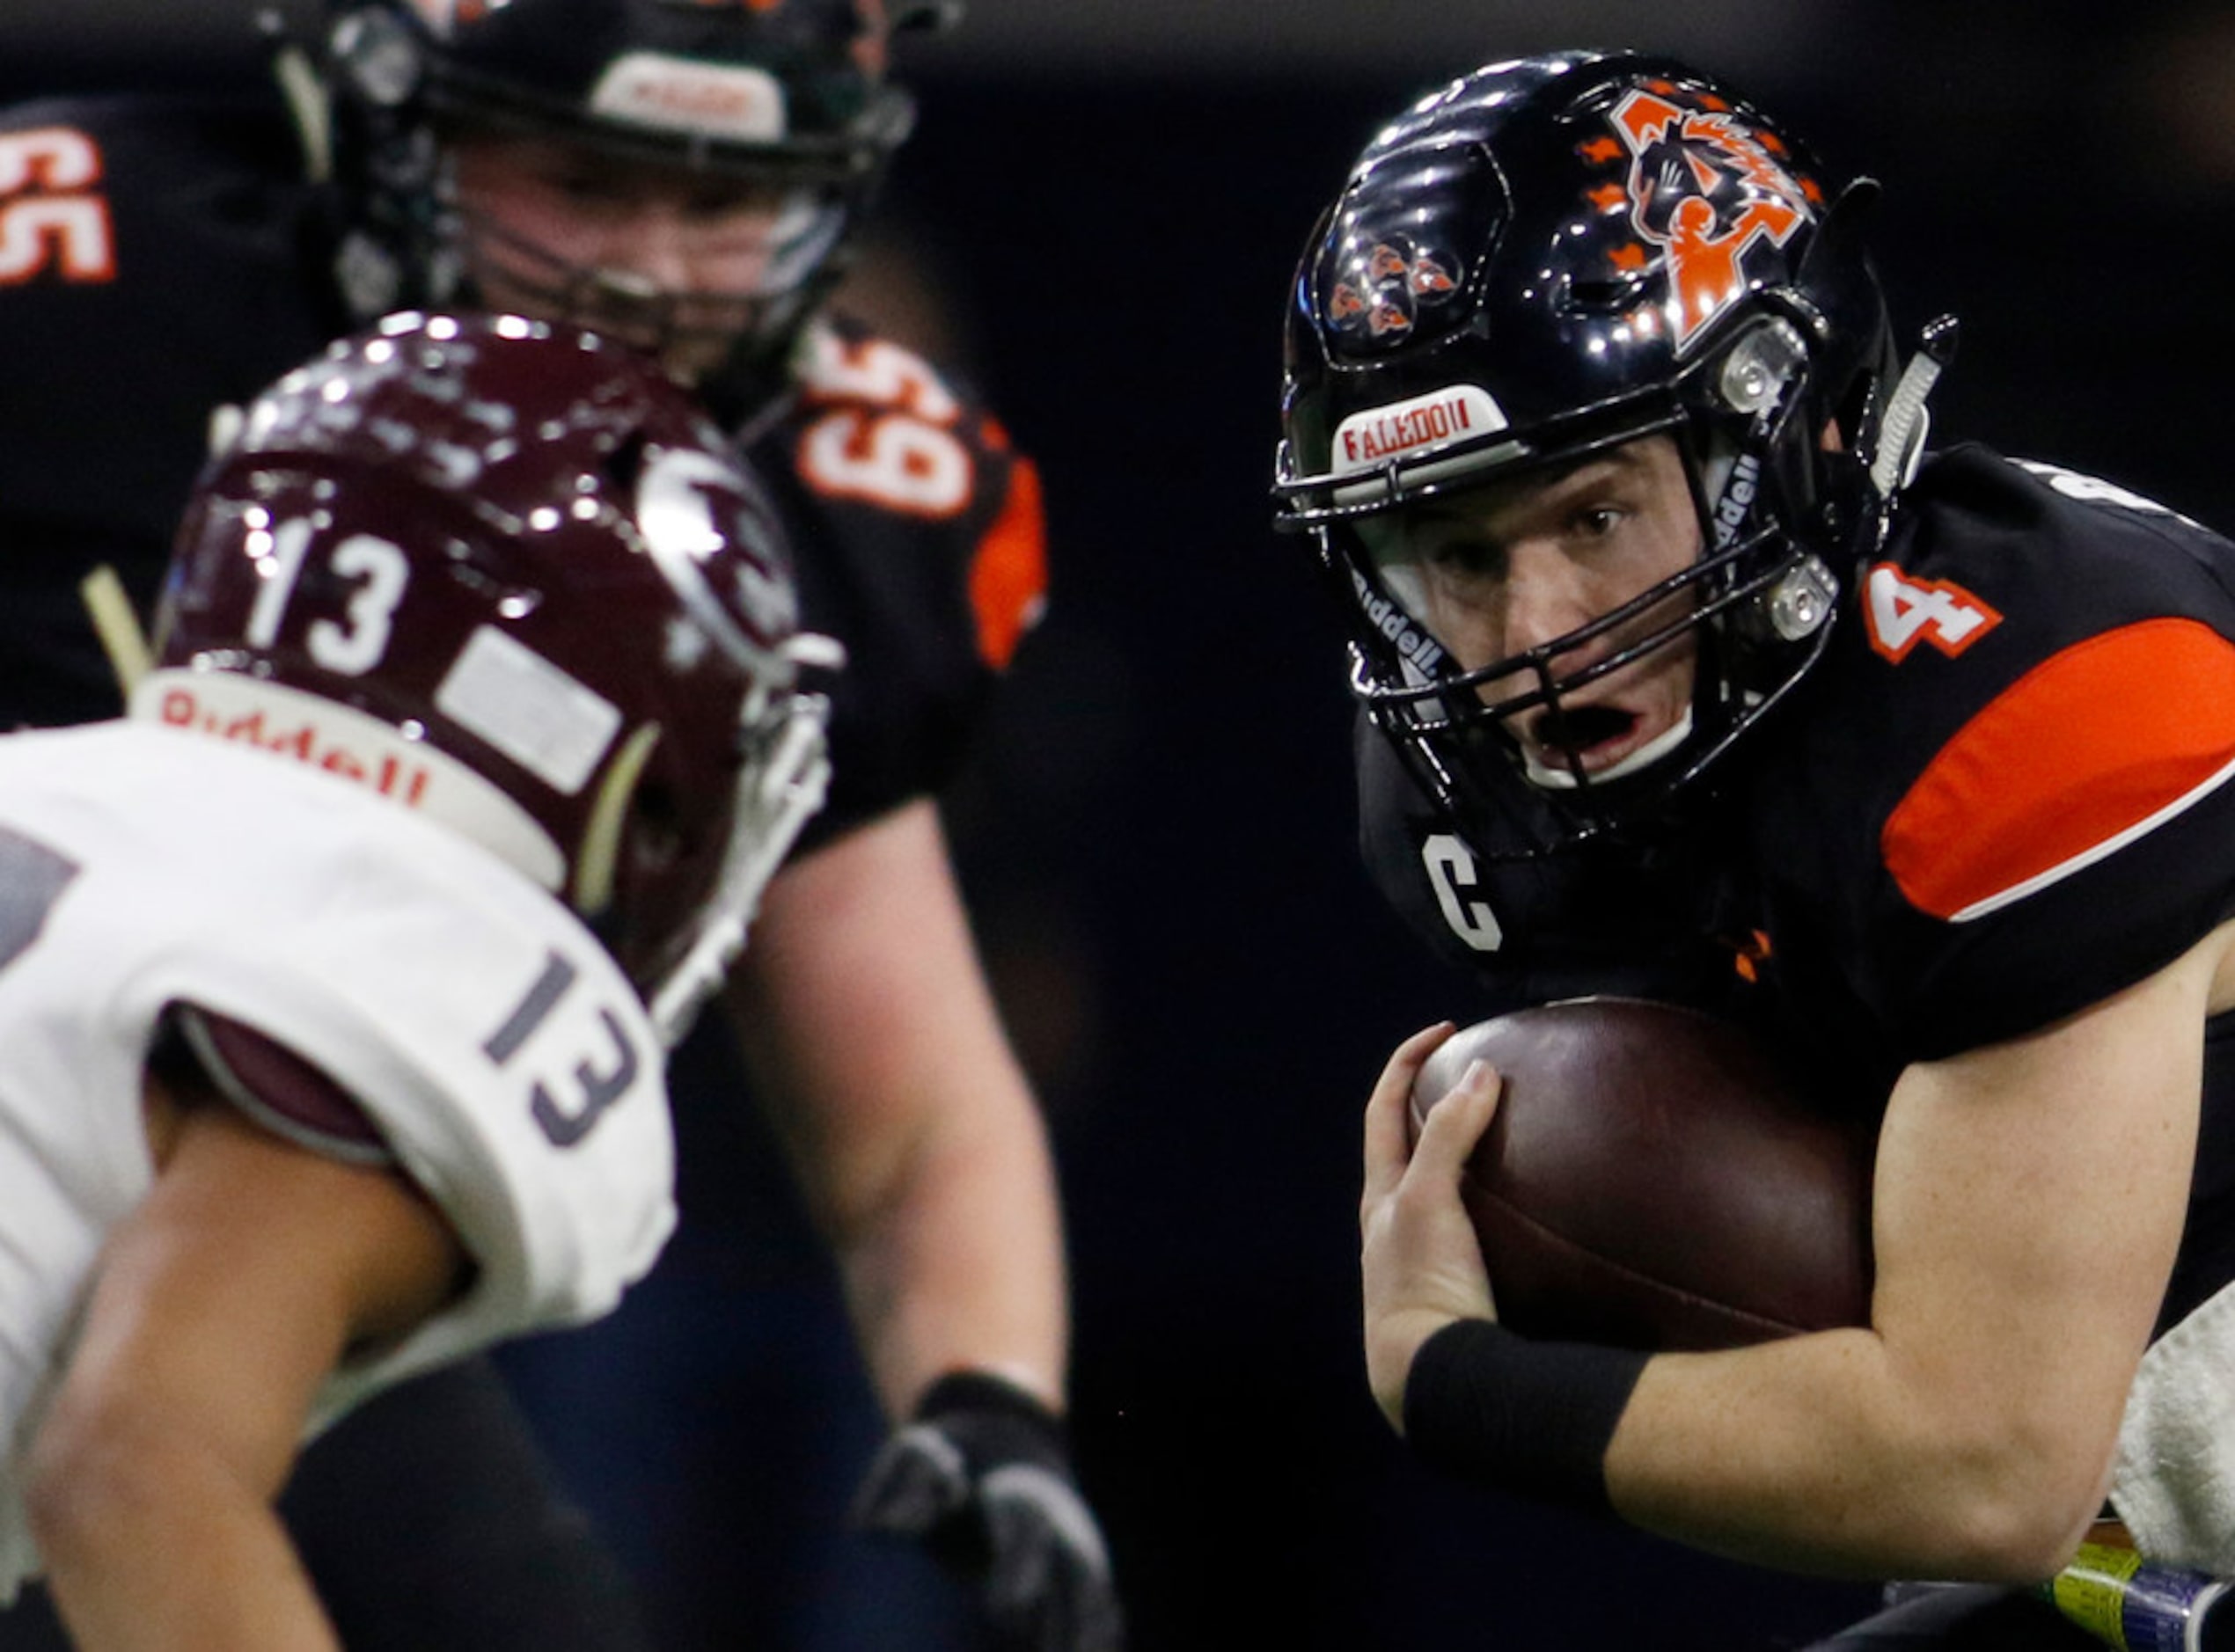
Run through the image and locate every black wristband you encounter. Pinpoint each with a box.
[915,1370,1062,1431]
[1402,1319,1649,1517]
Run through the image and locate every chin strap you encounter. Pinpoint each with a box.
[78,565,152,698]
[264,17,334,185]
[1868,314,1960,500]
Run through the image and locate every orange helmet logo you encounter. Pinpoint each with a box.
[1408,256,1455,297]
[1607,87,1814,354]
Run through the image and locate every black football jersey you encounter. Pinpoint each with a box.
[1356,720,1748,1019]
[746,312,1046,849]
[0,94,343,727]
[1739,449,2235,1062]
[0,91,1044,845]
[1359,442,2235,1327]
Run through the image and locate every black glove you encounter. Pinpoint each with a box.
[852,1371,1125,1652]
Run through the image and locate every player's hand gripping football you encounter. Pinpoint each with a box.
[854,1370,1125,1651]
[1360,1021,1503,1434]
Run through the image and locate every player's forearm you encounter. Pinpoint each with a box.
[731,803,1077,1416]
[832,1092,1072,1418]
[1604,1328,2111,1582]
[1604,956,2204,1583]
[32,1429,340,1652]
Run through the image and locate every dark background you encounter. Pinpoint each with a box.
[7,4,2235,1647]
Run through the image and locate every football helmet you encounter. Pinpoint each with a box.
[147,311,832,1044]
[1274,50,1936,859]
[304,0,937,384]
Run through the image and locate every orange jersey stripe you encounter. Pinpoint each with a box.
[1883,618,2235,922]
[969,454,1049,671]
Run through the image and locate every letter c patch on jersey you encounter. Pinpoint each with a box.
[1863,563,2002,662]
[1422,832,1504,952]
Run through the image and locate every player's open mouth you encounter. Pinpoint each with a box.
[1518,701,1692,788]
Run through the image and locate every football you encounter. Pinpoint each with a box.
[1409,997,1874,1351]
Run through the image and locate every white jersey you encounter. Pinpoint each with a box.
[0,722,675,1598]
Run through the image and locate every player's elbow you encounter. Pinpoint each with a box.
[26,1390,179,1576]
[1929,1497,2092,1583]
[1918,1433,2106,1583]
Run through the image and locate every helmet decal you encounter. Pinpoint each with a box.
[433,624,626,795]
[1327,238,1463,341]
[1329,384,1507,479]
[1600,84,1821,354]
[411,0,476,33]
[846,0,892,77]
[588,53,790,141]
[637,445,801,653]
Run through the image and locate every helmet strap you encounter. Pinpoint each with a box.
[1867,315,1961,499]
[572,722,663,917]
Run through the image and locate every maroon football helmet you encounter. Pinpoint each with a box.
[149,310,832,1042]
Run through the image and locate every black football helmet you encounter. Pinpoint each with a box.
[299,0,938,382]
[149,311,833,1044]
[1275,50,1941,859]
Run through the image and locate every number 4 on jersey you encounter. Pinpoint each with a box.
[1862,563,2001,663]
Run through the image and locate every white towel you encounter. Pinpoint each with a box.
[2113,1280,2235,1575]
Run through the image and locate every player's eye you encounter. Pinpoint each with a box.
[1571,504,1625,540]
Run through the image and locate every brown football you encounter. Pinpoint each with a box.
[1409,997,1874,1351]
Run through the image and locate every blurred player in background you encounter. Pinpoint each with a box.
[0,2,1119,1648]
[1275,50,2235,1648]
[0,312,829,1649]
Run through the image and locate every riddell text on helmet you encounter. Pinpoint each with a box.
[157,683,434,806]
[1348,567,1447,672]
